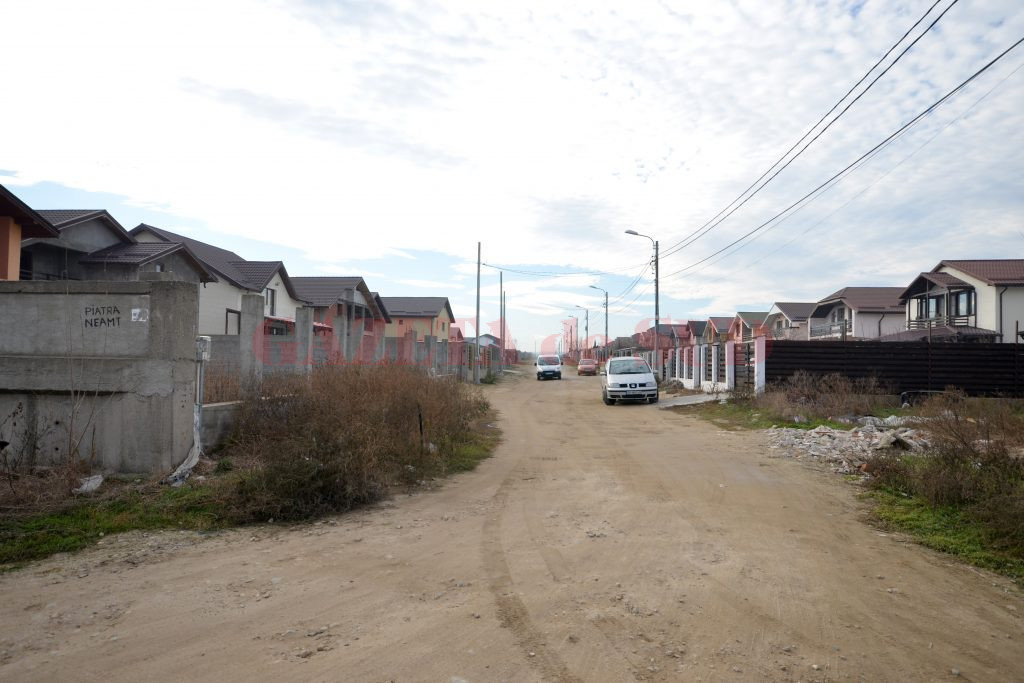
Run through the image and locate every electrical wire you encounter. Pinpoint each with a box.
[660,33,1024,283]
[682,58,1024,292]
[658,0,959,262]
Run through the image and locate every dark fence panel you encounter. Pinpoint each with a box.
[764,340,1024,396]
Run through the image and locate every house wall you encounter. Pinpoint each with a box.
[197,279,244,335]
[262,272,303,320]
[79,252,205,285]
[56,219,123,253]
[938,265,1024,340]
[0,277,198,473]
[24,243,89,280]
[385,309,454,341]
[852,311,905,339]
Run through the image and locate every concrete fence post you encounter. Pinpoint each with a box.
[295,306,314,374]
[755,335,767,395]
[239,293,264,388]
[712,344,720,387]
[725,341,735,391]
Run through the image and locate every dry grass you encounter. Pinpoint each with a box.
[221,363,490,522]
[754,371,898,421]
[203,364,243,404]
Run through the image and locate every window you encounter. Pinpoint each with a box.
[398,319,403,325]
[953,290,974,317]
[264,288,276,316]
[830,306,846,323]
[154,263,164,272]
[225,309,240,335]
[926,295,943,319]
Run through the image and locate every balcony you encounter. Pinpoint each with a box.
[809,319,852,338]
[907,315,973,330]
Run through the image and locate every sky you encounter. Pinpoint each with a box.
[3,0,1023,352]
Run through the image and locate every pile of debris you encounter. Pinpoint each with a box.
[765,415,930,475]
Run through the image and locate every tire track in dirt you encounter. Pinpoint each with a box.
[481,465,583,683]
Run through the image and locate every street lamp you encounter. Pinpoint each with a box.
[566,314,578,360]
[574,305,589,358]
[589,284,608,359]
[625,229,660,378]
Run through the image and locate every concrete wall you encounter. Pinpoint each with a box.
[0,278,198,473]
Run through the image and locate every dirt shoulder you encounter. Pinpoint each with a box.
[0,372,1021,681]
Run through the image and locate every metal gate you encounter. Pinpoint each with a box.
[736,341,755,391]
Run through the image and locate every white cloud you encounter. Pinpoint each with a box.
[3,0,1023,345]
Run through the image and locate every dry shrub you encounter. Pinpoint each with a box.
[203,364,243,404]
[223,363,488,522]
[756,371,895,420]
[870,391,1024,550]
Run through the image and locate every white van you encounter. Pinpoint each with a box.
[535,354,562,380]
[602,356,658,404]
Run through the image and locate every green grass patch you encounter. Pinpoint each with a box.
[0,485,227,570]
[865,488,1024,582]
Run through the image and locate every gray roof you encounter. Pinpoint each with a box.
[736,311,769,327]
[36,209,100,226]
[879,325,1000,342]
[371,292,391,323]
[0,185,59,238]
[379,296,453,319]
[78,242,216,282]
[131,224,253,288]
[813,287,905,316]
[291,277,365,307]
[230,260,284,291]
[772,302,816,322]
[707,317,733,333]
[129,223,302,299]
[36,209,132,243]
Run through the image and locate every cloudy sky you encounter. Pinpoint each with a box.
[4,0,1023,350]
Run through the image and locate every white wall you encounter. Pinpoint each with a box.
[852,311,905,339]
[262,272,304,320]
[197,279,243,335]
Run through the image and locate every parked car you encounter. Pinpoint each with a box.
[602,356,658,405]
[577,358,598,376]
[535,354,562,380]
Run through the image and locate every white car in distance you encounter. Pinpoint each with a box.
[535,354,562,380]
[602,356,658,405]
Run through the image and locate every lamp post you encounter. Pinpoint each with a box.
[625,229,659,377]
[566,314,578,361]
[574,305,588,359]
[589,284,608,360]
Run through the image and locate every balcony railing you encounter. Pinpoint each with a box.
[809,319,852,338]
[907,315,973,330]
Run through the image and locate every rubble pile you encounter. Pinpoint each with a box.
[765,415,930,475]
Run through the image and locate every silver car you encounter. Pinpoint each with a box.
[602,356,658,404]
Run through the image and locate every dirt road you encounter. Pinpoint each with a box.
[1,371,1021,681]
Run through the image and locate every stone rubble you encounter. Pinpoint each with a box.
[765,415,930,475]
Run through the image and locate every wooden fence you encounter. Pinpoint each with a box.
[763,340,1024,396]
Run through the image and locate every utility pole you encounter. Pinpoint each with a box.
[474,241,480,384]
[625,230,660,377]
[499,270,503,371]
[589,285,608,361]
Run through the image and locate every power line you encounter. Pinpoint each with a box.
[659,0,959,262]
[682,58,1024,291]
[661,33,1024,283]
